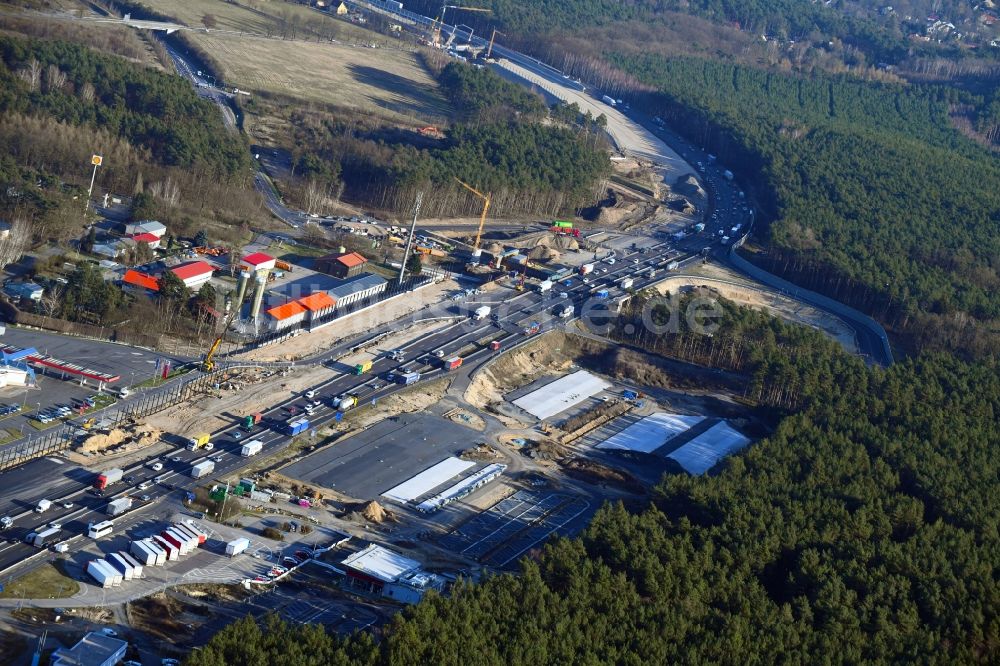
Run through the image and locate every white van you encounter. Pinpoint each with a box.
[116,387,130,399]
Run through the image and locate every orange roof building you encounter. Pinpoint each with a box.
[265,301,307,330]
[122,270,160,292]
[315,251,368,278]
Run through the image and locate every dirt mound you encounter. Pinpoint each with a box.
[460,443,502,461]
[527,245,560,262]
[360,500,393,523]
[673,174,705,200]
[79,429,129,453]
[485,242,504,255]
[561,458,640,492]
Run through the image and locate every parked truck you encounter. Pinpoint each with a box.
[354,360,373,375]
[87,559,122,587]
[241,439,263,457]
[107,497,133,517]
[191,460,215,479]
[444,356,463,371]
[94,468,123,491]
[35,499,51,513]
[580,263,594,275]
[243,413,262,431]
[187,433,211,451]
[285,417,309,436]
[31,526,60,548]
[473,305,491,321]
[226,537,250,557]
[537,280,553,293]
[601,94,616,106]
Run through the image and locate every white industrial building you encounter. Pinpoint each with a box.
[170,260,215,289]
[667,422,751,475]
[381,457,475,504]
[340,544,447,604]
[124,220,167,237]
[328,274,387,309]
[51,632,128,666]
[512,370,612,420]
[597,413,706,454]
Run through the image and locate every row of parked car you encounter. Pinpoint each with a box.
[0,404,21,416]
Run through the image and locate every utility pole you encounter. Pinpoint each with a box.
[398,192,423,286]
[84,154,102,217]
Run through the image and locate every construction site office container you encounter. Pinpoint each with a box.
[129,540,157,566]
[142,538,168,566]
[225,537,250,557]
[107,552,137,580]
[118,551,144,578]
[152,535,179,561]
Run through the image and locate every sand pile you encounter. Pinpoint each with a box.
[361,501,393,523]
[79,429,129,454]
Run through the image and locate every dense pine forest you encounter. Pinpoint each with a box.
[290,63,609,217]
[186,324,999,664]
[612,56,1000,357]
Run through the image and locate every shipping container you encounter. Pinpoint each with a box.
[354,360,373,375]
[191,460,215,478]
[285,417,309,436]
[226,537,250,557]
[94,468,123,490]
[241,439,263,457]
[107,552,137,580]
[444,356,463,371]
[107,497,132,516]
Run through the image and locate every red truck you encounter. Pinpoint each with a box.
[444,356,463,371]
[94,468,124,491]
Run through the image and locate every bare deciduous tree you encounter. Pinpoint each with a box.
[18,59,42,91]
[45,64,67,93]
[0,218,33,270]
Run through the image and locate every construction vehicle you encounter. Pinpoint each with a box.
[274,259,293,272]
[550,226,581,237]
[455,178,491,257]
[202,271,254,372]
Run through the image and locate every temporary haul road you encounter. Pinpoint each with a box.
[0,240,700,577]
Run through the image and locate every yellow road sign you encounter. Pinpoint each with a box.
[91,155,103,166]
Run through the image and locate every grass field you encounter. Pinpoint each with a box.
[0,563,79,600]
[193,33,448,122]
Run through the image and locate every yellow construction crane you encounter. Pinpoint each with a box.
[455,177,491,257]
[430,4,491,46]
[486,28,504,59]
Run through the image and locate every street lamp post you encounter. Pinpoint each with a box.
[84,154,103,216]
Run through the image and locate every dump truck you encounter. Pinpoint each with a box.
[241,439,263,457]
[107,497,133,517]
[187,433,211,450]
[473,305,491,321]
[31,526,60,548]
[579,263,594,275]
[444,356,463,371]
[94,468,123,491]
[243,413,262,431]
[354,360,373,375]
[35,499,52,513]
[285,417,309,436]
[191,460,215,479]
[226,537,250,557]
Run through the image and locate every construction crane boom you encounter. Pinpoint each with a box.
[202,286,251,372]
[487,28,504,58]
[455,178,491,256]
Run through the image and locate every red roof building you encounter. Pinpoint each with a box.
[130,232,161,249]
[297,292,336,321]
[122,270,160,292]
[242,252,276,272]
[170,261,215,289]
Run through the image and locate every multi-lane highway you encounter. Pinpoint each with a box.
[0,240,687,575]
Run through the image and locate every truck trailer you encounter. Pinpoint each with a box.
[107,497,132,517]
[129,540,158,566]
[191,460,215,479]
[152,535,179,561]
[117,551,144,579]
[241,439,263,457]
[187,433,211,450]
[87,559,122,587]
[226,537,250,557]
[397,371,420,385]
[444,356,463,371]
[354,360,373,375]
[286,417,309,435]
[31,526,60,548]
[94,468,123,491]
[181,521,208,545]
[243,413,262,431]
[107,552,137,580]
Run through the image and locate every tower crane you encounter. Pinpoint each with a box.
[202,284,252,372]
[455,177,491,258]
